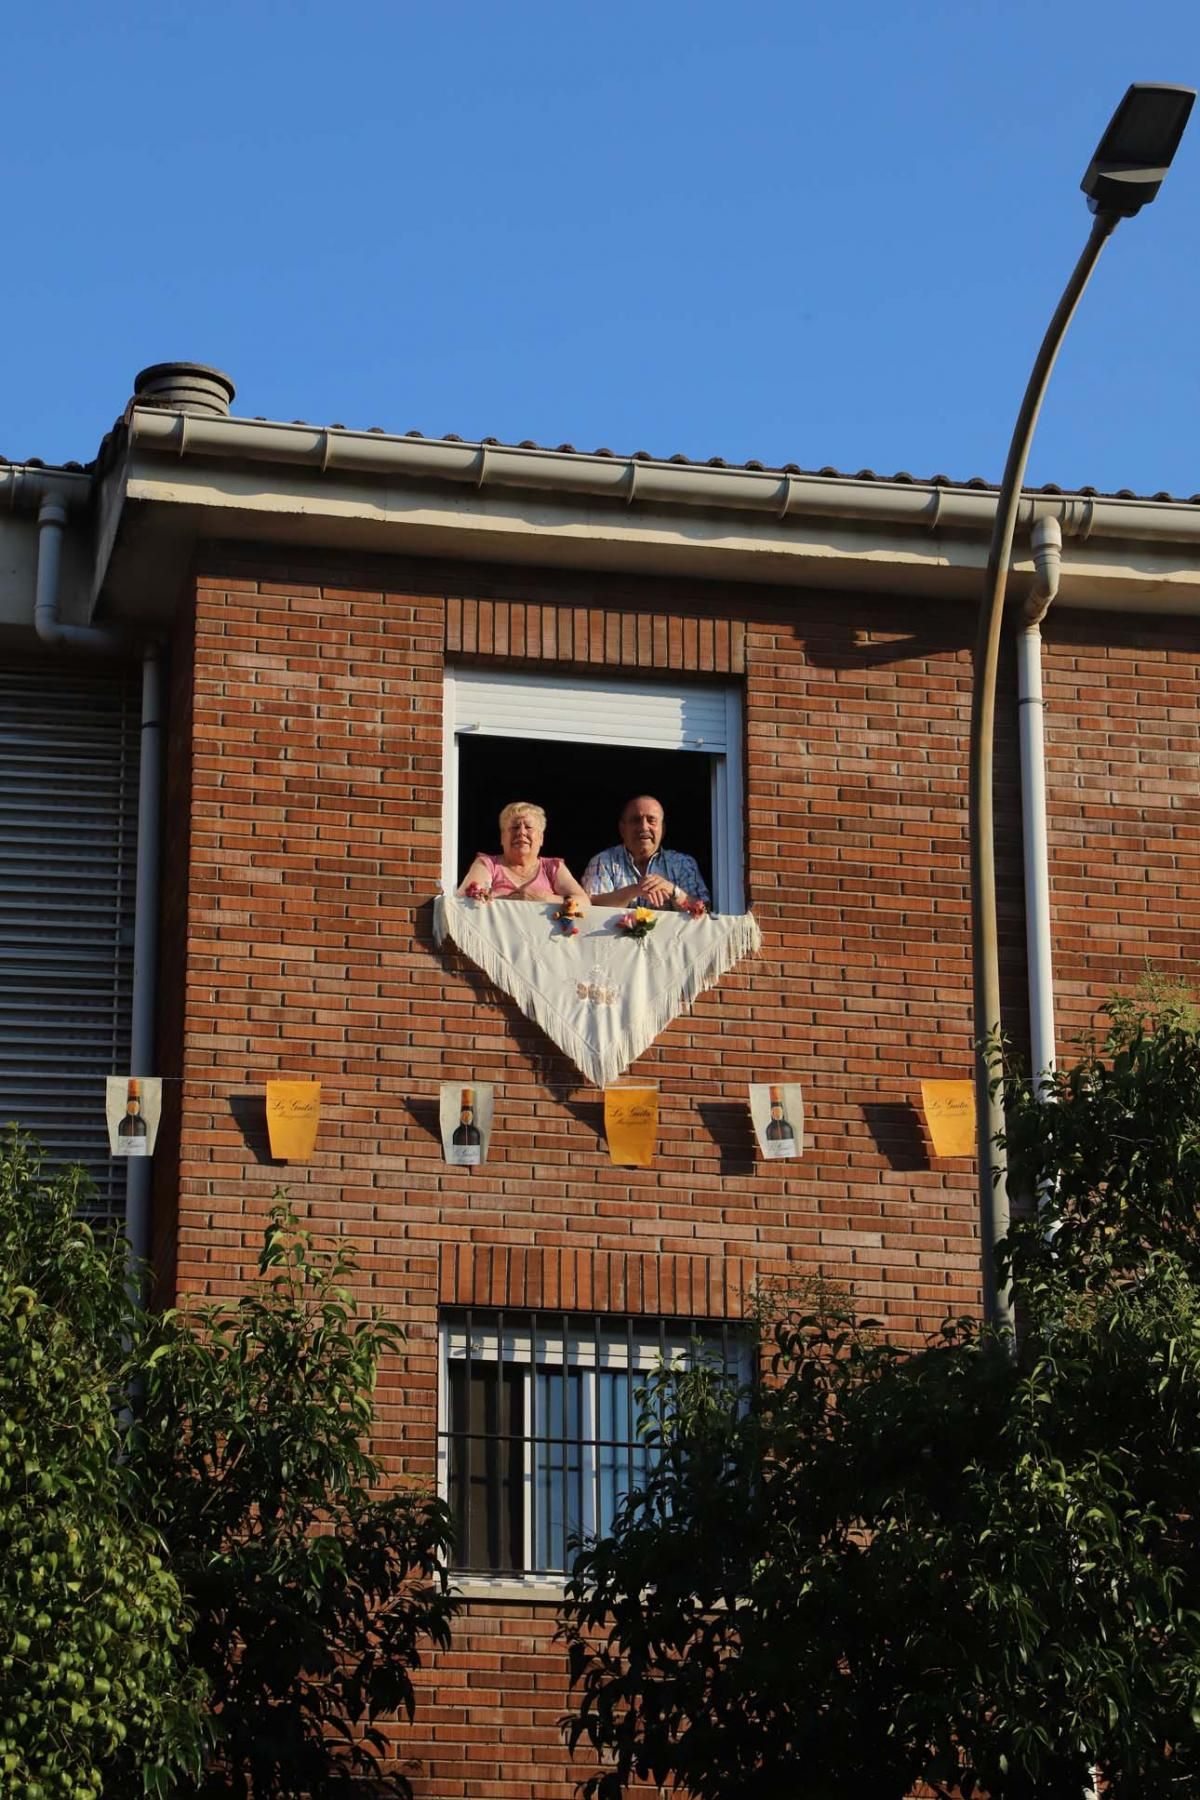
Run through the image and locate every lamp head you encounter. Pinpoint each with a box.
[1081,83,1195,217]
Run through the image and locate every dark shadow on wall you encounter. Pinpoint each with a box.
[227,1091,280,1166]
[798,616,973,670]
[695,1100,757,1177]
[404,1096,443,1148]
[861,1100,930,1173]
[563,1095,606,1150]
[423,905,597,1090]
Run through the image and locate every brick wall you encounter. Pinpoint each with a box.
[1043,612,1200,1045]
[160,550,1200,1796]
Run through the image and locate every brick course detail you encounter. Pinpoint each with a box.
[160,551,1200,1797]
[446,593,746,673]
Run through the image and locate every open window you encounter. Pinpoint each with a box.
[442,669,744,912]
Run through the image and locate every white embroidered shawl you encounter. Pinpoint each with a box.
[433,897,761,1088]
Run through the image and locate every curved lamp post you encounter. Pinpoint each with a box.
[971,83,1195,1334]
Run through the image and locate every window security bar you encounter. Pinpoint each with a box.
[438,1307,749,1576]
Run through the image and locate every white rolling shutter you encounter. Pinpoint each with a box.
[0,662,139,1219]
[448,669,731,751]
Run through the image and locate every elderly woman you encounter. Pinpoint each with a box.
[458,802,590,905]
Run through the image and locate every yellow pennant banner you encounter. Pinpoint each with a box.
[920,1079,976,1158]
[604,1085,658,1167]
[266,1080,323,1161]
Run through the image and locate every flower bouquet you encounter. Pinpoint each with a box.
[463,881,492,902]
[615,905,657,942]
[682,896,707,919]
[554,896,585,937]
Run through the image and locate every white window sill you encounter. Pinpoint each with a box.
[449,1572,567,1605]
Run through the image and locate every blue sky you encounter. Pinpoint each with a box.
[4,2,1198,496]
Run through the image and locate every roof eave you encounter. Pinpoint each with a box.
[93,408,1200,617]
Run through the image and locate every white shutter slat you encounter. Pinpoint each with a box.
[0,664,139,1220]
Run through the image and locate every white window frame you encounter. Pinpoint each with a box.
[437,1311,751,1581]
[442,668,745,913]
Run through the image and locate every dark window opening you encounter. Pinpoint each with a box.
[455,735,714,895]
[448,1358,525,1573]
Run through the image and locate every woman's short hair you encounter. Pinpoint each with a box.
[498,800,547,836]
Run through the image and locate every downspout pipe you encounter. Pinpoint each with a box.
[31,491,161,1282]
[1019,516,1062,1099]
[33,497,131,656]
[126,651,162,1289]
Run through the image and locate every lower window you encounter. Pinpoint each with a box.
[438,1308,749,1576]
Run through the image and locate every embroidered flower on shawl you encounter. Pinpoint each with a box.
[577,963,620,1005]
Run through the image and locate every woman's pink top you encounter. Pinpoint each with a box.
[476,853,563,899]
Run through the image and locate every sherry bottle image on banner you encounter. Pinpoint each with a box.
[117,1078,149,1154]
[763,1085,796,1156]
[450,1087,482,1164]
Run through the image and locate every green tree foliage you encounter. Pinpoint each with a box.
[0,1137,454,1800]
[0,1135,206,1800]
[135,1202,456,1799]
[561,1005,1200,1799]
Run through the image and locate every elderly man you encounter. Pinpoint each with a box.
[583,795,711,911]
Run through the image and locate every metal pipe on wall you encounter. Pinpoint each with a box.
[1018,623,1056,1091]
[125,647,162,1281]
[1019,518,1062,1096]
[33,497,131,656]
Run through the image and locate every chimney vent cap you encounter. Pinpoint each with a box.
[132,362,236,416]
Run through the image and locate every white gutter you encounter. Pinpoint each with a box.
[1019,518,1062,1095]
[125,407,1200,550]
[1,464,91,510]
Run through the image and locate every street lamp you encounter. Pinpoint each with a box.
[970,83,1195,1334]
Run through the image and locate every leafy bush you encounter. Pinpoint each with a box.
[562,1007,1200,1799]
[0,1135,455,1800]
[136,1202,456,1799]
[0,1135,206,1799]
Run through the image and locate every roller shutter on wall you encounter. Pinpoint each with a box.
[448,668,733,751]
[0,662,139,1220]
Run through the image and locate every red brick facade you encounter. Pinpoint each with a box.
[1043,614,1200,1039]
[156,549,1200,1796]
